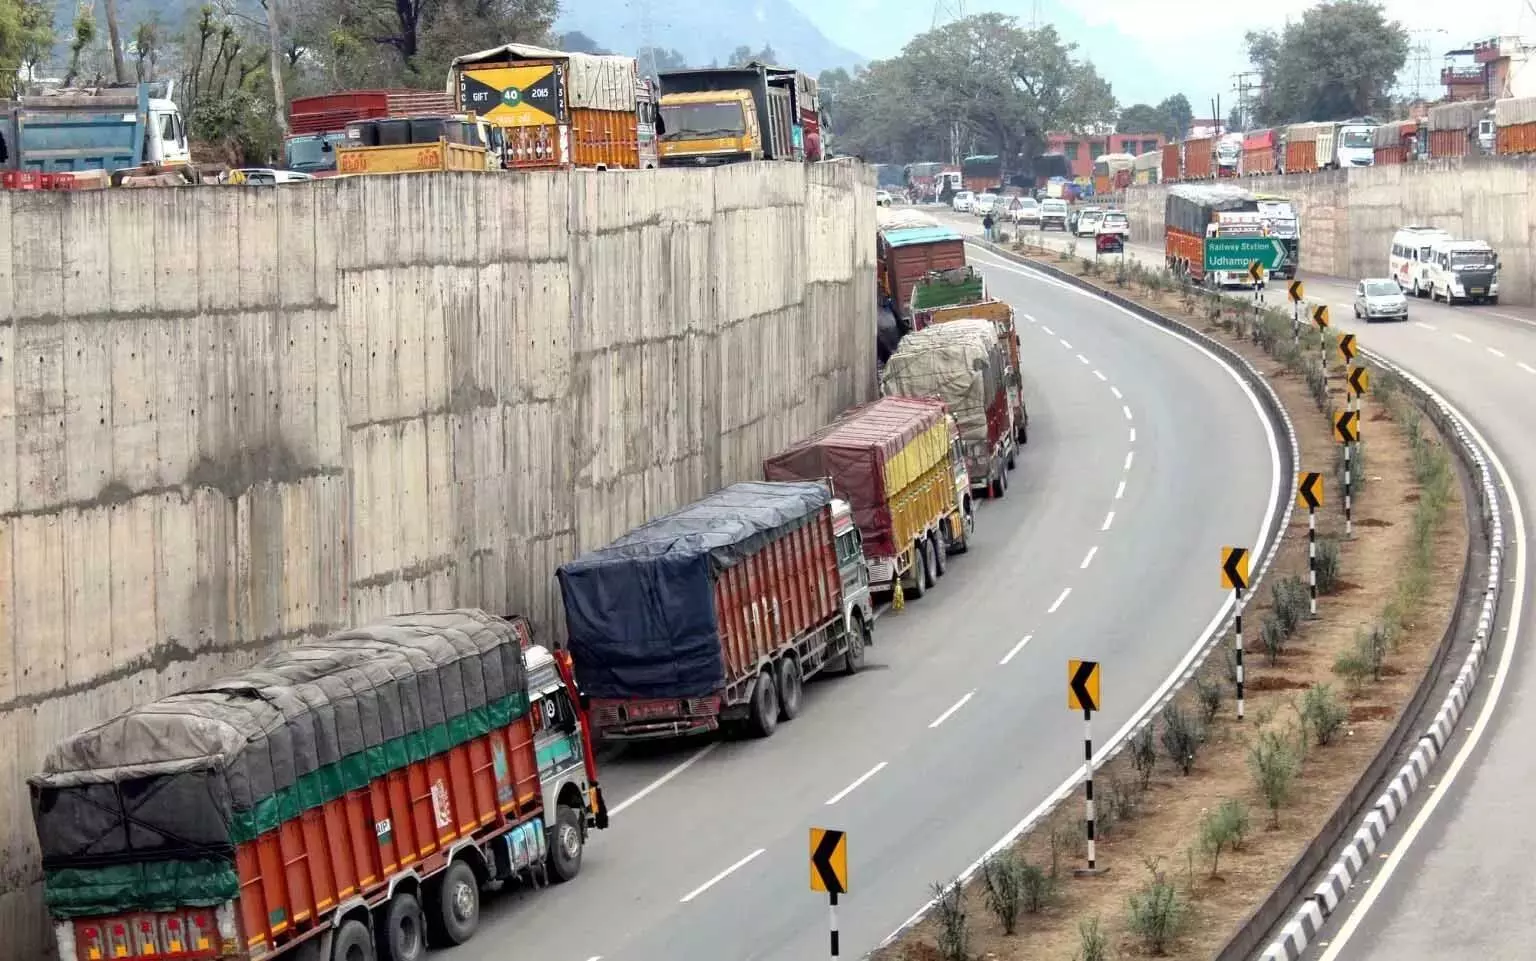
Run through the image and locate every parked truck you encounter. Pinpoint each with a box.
[31,610,606,961]
[1181,136,1214,179]
[1428,99,1494,158]
[284,89,455,175]
[559,481,874,742]
[877,221,966,332]
[0,81,191,178]
[1495,96,1536,155]
[448,43,659,169]
[765,396,963,601]
[1373,119,1420,164]
[1161,142,1181,182]
[909,267,1029,446]
[1283,122,1320,173]
[1165,183,1281,284]
[1241,129,1278,175]
[657,63,799,165]
[1133,149,1161,184]
[335,115,491,175]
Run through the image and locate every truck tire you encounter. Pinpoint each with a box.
[906,545,928,600]
[330,920,373,961]
[426,860,480,946]
[1006,447,1017,471]
[948,502,973,555]
[1017,420,1029,445]
[840,618,869,675]
[776,657,804,720]
[377,891,426,961]
[747,669,780,737]
[991,469,1007,499]
[547,804,584,882]
[921,539,938,589]
[930,531,947,577]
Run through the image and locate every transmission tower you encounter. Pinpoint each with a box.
[932,0,967,28]
[1231,71,1262,131]
[1407,28,1448,103]
[634,0,658,80]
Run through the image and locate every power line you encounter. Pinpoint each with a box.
[932,0,967,29]
[1407,28,1448,103]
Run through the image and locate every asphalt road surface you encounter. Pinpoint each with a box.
[1002,219,1536,961]
[453,235,1284,961]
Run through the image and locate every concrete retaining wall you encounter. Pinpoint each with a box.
[0,161,876,956]
[1125,155,1536,305]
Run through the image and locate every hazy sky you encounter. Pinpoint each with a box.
[788,0,1530,114]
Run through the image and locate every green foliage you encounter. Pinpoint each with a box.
[1336,436,1367,499]
[1194,675,1223,725]
[1248,727,1302,827]
[0,0,53,94]
[1131,724,1158,790]
[1076,915,1111,961]
[930,879,970,960]
[1243,0,1410,126]
[1305,364,1329,411]
[1316,536,1342,594]
[1199,799,1252,876]
[1272,575,1309,636]
[1116,95,1192,139]
[980,850,1025,934]
[1260,613,1286,666]
[1126,858,1187,955]
[1160,702,1203,775]
[1300,683,1349,746]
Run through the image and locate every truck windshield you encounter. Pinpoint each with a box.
[660,102,746,141]
[1340,129,1374,148]
[285,133,346,172]
[1450,251,1494,268]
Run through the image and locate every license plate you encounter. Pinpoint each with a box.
[1471,288,1485,295]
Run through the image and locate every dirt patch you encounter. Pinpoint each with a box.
[875,250,1470,961]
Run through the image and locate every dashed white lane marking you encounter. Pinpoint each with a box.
[610,742,719,816]
[1124,451,1135,470]
[1093,369,1107,381]
[680,849,766,902]
[1414,321,1438,331]
[1101,511,1115,531]
[1122,405,1133,420]
[1453,333,1473,344]
[1519,361,1536,375]
[928,691,976,728]
[1080,546,1098,570]
[1129,427,1137,443]
[1041,324,1056,335]
[1000,634,1034,666]
[1077,353,1091,364]
[1115,480,1126,500]
[824,761,889,805]
[1110,386,1123,399]
[1488,347,1507,358]
[1060,338,1074,349]
[1048,588,1072,614]
[1023,313,1037,323]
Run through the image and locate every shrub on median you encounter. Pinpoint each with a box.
[1160,702,1203,775]
[930,879,969,960]
[1299,683,1348,746]
[1127,858,1187,955]
[1248,727,1302,828]
[1199,799,1252,877]
[1077,915,1110,961]
[1316,536,1342,594]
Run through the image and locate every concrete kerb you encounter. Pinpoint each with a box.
[1251,346,1507,961]
[866,241,1300,956]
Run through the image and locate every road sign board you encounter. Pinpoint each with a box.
[1248,261,1266,283]
[1297,472,1324,510]
[810,828,848,894]
[1068,660,1101,712]
[1348,365,1370,397]
[1204,236,1288,272]
[1312,305,1330,328]
[1221,546,1250,591]
[1337,333,1357,363]
[1288,280,1305,303]
[1334,409,1359,444]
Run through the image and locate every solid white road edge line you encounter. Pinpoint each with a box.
[679,848,767,903]
[928,691,976,729]
[1115,481,1126,500]
[1000,634,1034,666]
[608,742,720,816]
[1048,588,1072,614]
[824,761,890,806]
[1315,394,1527,960]
[1081,547,1098,569]
[877,245,1285,946]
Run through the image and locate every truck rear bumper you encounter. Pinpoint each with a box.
[588,696,722,741]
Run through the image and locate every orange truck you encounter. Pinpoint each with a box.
[1242,129,1277,175]
[1373,119,1419,164]
[447,43,659,169]
[1427,99,1492,158]
[1161,143,1181,182]
[1283,122,1321,173]
[31,611,608,961]
[1181,137,1215,179]
[1496,96,1536,154]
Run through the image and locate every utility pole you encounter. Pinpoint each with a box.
[1232,71,1261,131]
[636,0,658,81]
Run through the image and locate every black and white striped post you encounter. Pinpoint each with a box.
[1297,472,1323,617]
[1068,660,1106,876]
[1344,443,1354,537]
[829,892,839,958]
[1234,587,1246,718]
[1221,548,1251,720]
[1084,708,1097,869]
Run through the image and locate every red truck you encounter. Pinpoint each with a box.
[1242,129,1278,175]
[877,221,966,332]
[31,611,607,961]
[1182,137,1215,179]
[559,481,876,742]
[284,90,456,175]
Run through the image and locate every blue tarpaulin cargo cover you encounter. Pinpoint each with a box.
[557,481,831,700]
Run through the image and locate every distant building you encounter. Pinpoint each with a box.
[1442,36,1535,101]
[1042,131,1167,180]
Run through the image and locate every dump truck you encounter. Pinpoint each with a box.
[765,396,963,601]
[881,320,1017,501]
[447,43,659,169]
[284,89,456,174]
[1,81,190,177]
[656,63,799,165]
[558,481,875,742]
[334,113,491,175]
[31,610,606,961]
[909,267,1029,446]
[877,221,966,332]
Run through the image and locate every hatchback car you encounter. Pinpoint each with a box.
[952,190,975,213]
[1354,278,1409,322]
[1098,211,1129,236]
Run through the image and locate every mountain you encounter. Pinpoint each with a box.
[554,0,866,76]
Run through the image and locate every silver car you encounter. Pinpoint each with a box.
[1353,278,1409,322]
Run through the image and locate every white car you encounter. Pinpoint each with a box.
[1039,199,1069,230]
[952,190,975,213]
[875,189,894,206]
[1008,197,1041,225]
[1353,278,1409,322]
[973,192,999,216]
[1098,211,1129,236]
[1075,208,1105,237]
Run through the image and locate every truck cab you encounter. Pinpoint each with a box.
[830,498,876,667]
[946,417,976,554]
[658,89,761,165]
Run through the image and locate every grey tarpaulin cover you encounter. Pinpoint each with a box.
[558,481,831,700]
[880,319,1004,447]
[30,610,529,916]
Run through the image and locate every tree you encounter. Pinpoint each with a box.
[1116,102,1164,133]
[727,43,777,66]
[557,31,610,54]
[0,0,53,93]
[1244,0,1408,125]
[636,45,687,85]
[101,0,129,82]
[62,2,96,86]
[1158,94,1193,140]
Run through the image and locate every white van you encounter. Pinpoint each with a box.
[1424,240,1499,305]
[1389,226,1453,297]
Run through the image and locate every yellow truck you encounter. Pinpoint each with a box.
[333,139,489,176]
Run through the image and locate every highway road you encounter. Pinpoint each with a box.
[1000,219,1535,961]
[455,235,1284,961]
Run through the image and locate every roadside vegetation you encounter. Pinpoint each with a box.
[875,246,1468,961]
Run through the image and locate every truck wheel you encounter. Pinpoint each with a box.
[840,618,869,676]
[377,891,426,961]
[330,920,373,961]
[747,669,780,737]
[1006,448,1017,471]
[906,544,928,599]
[930,531,947,577]
[991,470,1007,499]
[1016,421,1029,445]
[921,539,938,589]
[426,860,480,946]
[948,503,973,555]
[547,804,584,882]
[776,656,804,720]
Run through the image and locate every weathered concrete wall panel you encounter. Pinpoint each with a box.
[1126,155,1536,304]
[0,161,874,957]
